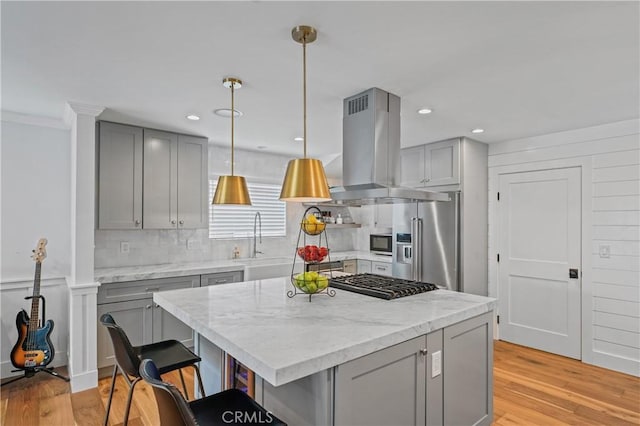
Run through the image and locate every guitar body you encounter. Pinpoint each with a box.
[10,309,55,369]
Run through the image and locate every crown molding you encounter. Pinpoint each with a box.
[1,110,68,130]
[64,102,105,127]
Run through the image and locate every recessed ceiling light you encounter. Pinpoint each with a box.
[417,108,432,115]
[471,128,485,134]
[186,114,200,121]
[214,108,243,118]
[294,137,304,142]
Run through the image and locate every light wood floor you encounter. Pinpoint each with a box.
[1,341,638,426]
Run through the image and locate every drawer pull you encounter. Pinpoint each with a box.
[145,287,160,292]
[215,279,228,284]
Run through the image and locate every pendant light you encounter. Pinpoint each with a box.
[212,77,252,205]
[280,25,331,202]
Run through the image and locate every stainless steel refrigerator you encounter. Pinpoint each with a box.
[392,192,461,291]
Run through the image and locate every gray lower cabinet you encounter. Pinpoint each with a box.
[201,270,244,286]
[334,312,492,426]
[334,335,428,426]
[97,299,154,369]
[97,275,200,371]
[443,312,493,426]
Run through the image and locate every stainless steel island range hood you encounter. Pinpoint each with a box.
[329,88,449,205]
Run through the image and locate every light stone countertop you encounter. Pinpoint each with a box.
[95,251,389,284]
[95,260,245,284]
[154,277,496,387]
[329,250,393,263]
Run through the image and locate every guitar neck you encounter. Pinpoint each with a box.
[29,262,42,328]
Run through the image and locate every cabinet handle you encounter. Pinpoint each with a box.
[171,219,177,225]
[376,266,386,270]
[145,287,160,292]
[146,304,152,309]
[179,220,184,225]
[215,279,228,284]
[420,348,428,356]
[135,219,141,226]
[154,303,160,308]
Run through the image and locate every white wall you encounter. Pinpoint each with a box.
[488,119,640,376]
[94,145,357,268]
[1,115,71,377]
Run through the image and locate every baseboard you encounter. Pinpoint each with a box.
[590,351,640,377]
[69,369,98,393]
[1,353,68,379]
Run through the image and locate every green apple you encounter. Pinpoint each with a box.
[316,276,329,290]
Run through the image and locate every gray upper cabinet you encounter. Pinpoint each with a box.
[97,122,208,230]
[400,145,427,188]
[400,139,460,188]
[177,135,209,229]
[143,129,179,229]
[97,122,143,229]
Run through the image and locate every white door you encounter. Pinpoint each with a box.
[498,167,581,359]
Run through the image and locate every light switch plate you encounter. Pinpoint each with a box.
[599,244,611,258]
[120,241,130,254]
[431,350,441,378]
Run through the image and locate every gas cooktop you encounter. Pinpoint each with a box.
[329,273,438,300]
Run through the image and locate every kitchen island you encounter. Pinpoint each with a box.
[154,277,496,426]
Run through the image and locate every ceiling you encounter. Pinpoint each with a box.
[2,1,638,157]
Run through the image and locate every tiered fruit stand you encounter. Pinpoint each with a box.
[289,206,337,301]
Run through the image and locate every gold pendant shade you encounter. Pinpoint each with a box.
[279,25,331,202]
[213,77,251,205]
[280,158,331,202]
[212,175,251,205]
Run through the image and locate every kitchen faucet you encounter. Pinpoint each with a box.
[253,211,263,258]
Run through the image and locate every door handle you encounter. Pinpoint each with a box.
[569,268,579,279]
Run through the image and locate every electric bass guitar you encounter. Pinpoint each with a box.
[10,238,55,369]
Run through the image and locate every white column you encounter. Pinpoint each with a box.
[64,101,104,392]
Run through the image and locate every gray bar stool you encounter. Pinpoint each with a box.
[100,313,206,426]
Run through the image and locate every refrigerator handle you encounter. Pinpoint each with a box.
[411,218,423,281]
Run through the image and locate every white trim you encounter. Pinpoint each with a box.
[65,101,105,118]
[65,277,100,292]
[69,369,98,393]
[489,157,592,362]
[0,276,67,290]
[0,110,68,129]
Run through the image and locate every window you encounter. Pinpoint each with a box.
[209,180,287,239]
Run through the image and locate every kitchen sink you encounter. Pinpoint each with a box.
[233,257,302,280]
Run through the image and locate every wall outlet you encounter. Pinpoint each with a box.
[431,350,442,378]
[599,244,611,258]
[120,241,130,254]
[187,239,199,250]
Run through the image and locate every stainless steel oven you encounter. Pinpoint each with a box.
[370,234,393,255]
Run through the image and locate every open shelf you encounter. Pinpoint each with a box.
[325,223,361,229]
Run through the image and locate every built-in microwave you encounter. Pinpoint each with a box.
[370,234,393,255]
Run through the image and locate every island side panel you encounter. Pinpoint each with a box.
[257,370,334,426]
[195,333,225,397]
[443,312,493,426]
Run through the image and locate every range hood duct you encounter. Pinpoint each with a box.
[329,88,449,205]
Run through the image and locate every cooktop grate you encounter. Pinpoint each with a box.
[329,273,438,300]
